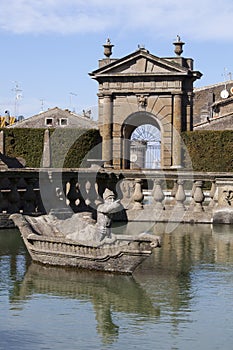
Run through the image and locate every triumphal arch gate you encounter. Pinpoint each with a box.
[90,38,202,169]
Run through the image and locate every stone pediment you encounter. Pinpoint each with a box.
[90,48,189,78]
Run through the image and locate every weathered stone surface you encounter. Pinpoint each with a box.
[212,207,233,224]
[10,199,161,274]
[90,41,201,169]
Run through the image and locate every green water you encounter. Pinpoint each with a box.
[1,223,233,350]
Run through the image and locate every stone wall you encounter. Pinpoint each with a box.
[193,81,233,129]
[194,114,233,130]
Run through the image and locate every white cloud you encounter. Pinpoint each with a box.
[0,0,232,40]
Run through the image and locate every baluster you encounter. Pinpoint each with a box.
[94,182,103,207]
[175,179,186,210]
[0,177,10,213]
[132,179,144,209]
[39,171,54,213]
[0,191,4,213]
[118,179,134,208]
[84,179,97,211]
[7,178,21,213]
[189,181,196,210]
[152,179,165,210]
[120,179,132,199]
[208,180,216,209]
[66,177,79,212]
[85,180,91,206]
[75,182,86,211]
[35,189,46,214]
[22,178,37,214]
[193,180,205,212]
[1,191,9,213]
[170,179,178,205]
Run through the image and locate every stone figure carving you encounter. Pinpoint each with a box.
[95,189,121,239]
[137,94,148,108]
[218,186,233,207]
[213,185,233,224]
[64,189,121,243]
[25,188,121,244]
[10,188,161,273]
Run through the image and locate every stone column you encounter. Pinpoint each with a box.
[102,94,112,167]
[112,127,122,169]
[172,93,182,168]
[186,92,193,131]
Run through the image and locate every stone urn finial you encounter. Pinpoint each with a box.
[173,35,185,56]
[103,38,114,58]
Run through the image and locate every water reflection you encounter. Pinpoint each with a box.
[0,229,30,301]
[1,223,233,348]
[134,223,233,331]
[212,224,233,263]
[10,263,160,344]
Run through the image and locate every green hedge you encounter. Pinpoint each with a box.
[3,128,45,167]
[2,128,101,168]
[182,130,233,172]
[49,128,102,168]
[2,128,233,171]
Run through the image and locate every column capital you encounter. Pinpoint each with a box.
[103,93,113,99]
[97,92,112,99]
[171,91,183,97]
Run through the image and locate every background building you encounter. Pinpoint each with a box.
[193,81,233,130]
[6,107,97,129]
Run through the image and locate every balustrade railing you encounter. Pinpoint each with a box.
[0,168,232,226]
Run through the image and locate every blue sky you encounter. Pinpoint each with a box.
[0,0,233,119]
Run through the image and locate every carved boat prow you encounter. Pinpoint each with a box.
[10,213,161,274]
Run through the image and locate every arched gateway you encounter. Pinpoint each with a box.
[89,38,202,169]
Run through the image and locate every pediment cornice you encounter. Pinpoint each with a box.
[90,48,194,79]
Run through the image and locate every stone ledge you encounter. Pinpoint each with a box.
[126,207,212,224]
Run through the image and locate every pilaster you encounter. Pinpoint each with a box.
[172,93,182,168]
[102,94,113,167]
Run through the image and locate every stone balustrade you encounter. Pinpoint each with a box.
[0,168,232,227]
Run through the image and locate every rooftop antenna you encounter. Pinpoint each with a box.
[12,81,23,117]
[69,92,77,112]
[40,99,45,113]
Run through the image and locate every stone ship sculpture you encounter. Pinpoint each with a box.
[11,189,161,274]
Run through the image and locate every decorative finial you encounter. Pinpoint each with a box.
[173,35,185,56]
[103,38,114,58]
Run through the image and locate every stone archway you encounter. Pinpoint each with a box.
[121,111,162,169]
[90,39,202,169]
[130,124,161,169]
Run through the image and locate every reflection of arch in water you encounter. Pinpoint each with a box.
[11,263,160,345]
[122,112,162,169]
